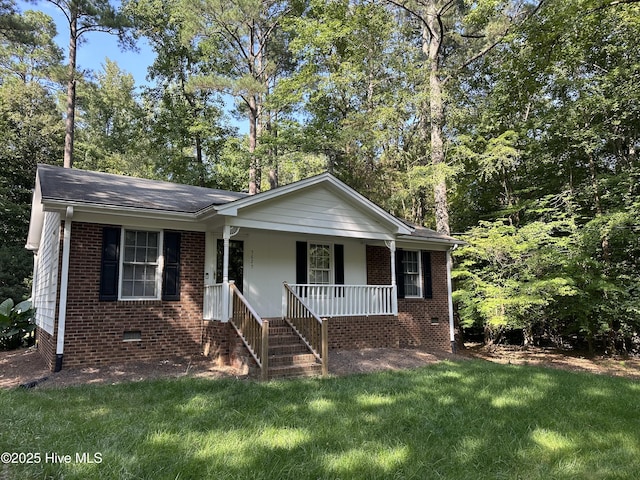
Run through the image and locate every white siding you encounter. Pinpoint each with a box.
[212,230,367,318]
[32,212,60,334]
[236,186,387,237]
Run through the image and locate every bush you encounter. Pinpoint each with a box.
[0,298,35,350]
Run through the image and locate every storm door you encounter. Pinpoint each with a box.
[216,239,244,293]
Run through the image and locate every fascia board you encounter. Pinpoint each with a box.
[25,175,44,251]
[41,199,198,223]
[396,235,467,249]
[226,217,396,241]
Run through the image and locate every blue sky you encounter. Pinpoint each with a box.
[18,1,247,133]
[19,1,153,86]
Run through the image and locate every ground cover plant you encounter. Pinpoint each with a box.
[1,359,639,479]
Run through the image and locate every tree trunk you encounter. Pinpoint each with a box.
[248,94,259,195]
[63,14,78,168]
[424,5,450,235]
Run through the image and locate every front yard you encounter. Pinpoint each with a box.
[1,359,639,479]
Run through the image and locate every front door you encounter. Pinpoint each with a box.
[216,239,244,293]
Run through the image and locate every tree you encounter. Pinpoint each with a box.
[126,0,230,186]
[42,0,132,168]
[0,7,64,300]
[180,0,303,193]
[385,0,543,234]
[74,59,152,176]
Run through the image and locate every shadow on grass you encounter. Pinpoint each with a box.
[2,360,639,479]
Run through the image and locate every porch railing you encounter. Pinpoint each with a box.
[229,283,269,381]
[203,283,226,321]
[283,282,328,376]
[288,284,397,317]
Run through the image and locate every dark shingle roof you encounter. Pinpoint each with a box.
[399,220,466,245]
[37,164,248,214]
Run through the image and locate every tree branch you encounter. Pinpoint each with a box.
[444,0,547,84]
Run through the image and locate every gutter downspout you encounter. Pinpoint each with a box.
[55,206,73,372]
[446,244,458,354]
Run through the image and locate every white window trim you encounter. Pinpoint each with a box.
[402,249,423,298]
[118,229,164,301]
[308,243,334,285]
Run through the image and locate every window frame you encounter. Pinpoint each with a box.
[401,249,423,298]
[308,243,333,285]
[118,229,164,301]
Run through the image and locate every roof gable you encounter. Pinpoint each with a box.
[213,173,413,238]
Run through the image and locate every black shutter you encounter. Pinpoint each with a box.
[334,244,344,284]
[99,227,121,301]
[296,241,307,284]
[422,250,433,299]
[395,249,405,299]
[334,244,345,297]
[162,231,181,301]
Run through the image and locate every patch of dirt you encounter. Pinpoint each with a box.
[462,343,640,380]
[2,344,639,390]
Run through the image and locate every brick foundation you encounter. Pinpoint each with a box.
[327,315,398,349]
[37,226,453,371]
[36,328,56,371]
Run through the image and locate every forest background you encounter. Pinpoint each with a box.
[1,0,638,355]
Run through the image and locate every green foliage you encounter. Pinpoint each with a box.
[0,246,32,302]
[454,195,579,342]
[0,298,35,350]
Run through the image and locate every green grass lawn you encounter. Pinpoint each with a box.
[1,359,639,480]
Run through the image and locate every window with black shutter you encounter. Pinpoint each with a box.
[396,249,434,299]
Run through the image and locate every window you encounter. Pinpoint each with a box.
[309,244,332,284]
[100,227,181,302]
[396,249,433,299]
[296,241,344,286]
[402,250,421,297]
[121,230,161,299]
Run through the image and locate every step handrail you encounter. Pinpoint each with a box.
[283,282,328,376]
[229,283,269,380]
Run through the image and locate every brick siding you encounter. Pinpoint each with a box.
[52,222,205,369]
[37,225,453,371]
[366,245,452,351]
[36,328,56,371]
[327,315,398,349]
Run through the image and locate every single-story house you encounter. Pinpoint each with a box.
[26,164,464,379]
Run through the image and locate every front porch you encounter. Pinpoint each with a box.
[203,281,398,380]
[203,282,398,322]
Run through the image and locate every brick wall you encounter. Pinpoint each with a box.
[36,328,56,371]
[202,320,231,365]
[366,245,452,352]
[59,222,205,368]
[327,315,398,349]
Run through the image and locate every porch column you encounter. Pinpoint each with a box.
[222,225,230,321]
[387,240,398,315]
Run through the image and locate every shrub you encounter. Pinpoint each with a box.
[0,298,35,350]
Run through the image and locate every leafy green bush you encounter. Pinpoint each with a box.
[0,298,35,350]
